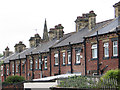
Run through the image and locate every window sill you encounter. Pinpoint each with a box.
[103,57,109,60]
[67,64,71,66]
[62,64,66,66]
[91,58,97,60]
[54,64,58,67]
[111,56,118,59]
[74,63,81,65]
[44,68,48,70]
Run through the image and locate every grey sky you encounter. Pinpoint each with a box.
[0,0,119,53]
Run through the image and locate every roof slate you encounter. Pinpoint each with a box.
[53,19,113,48]
[2,17,119,63]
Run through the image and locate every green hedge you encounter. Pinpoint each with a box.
[3,75,25,84]
[100,69,120,88]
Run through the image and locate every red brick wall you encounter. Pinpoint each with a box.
[86,34,119,75]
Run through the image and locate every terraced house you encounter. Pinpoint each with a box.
[1,1,120,82]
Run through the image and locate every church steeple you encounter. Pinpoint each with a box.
[43,19,49,42]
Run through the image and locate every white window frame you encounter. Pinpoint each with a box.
[30,60,33,70]
[39,58,41,69]
[54,53,58,65]
[113,41,118,56]
[35,59,38,69]
[76,50,81,64]
[6,66,9,75]
[92,44,97,58]
[12,63,14,75]
[104,43,109,57]
[62,53,65,65]
[68,51,71,64]
[44,57,47,69]
[1,66,3,76]
[16,61,18,73]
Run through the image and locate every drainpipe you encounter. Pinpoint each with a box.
[14,60,15,75]
[97,31,99,75]
[39,52,43,78]
[116,27,120,69]
[83,37,87,75]
[26,55,28,80]
[49,48,52,76]
[69,42,73,74]
[31,52,34,80]
[118,34,120,69]
[19,55,21,76]
[58,49,61,75]
[3,63,6,81]
[9,62,10,76]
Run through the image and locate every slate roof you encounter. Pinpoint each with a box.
[52,19,113,48]
[2,31,74,63]
[31,32,74,54]
[88,17,119,37]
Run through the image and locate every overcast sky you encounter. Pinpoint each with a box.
[0,0,119,53]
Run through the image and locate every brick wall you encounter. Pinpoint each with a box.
[86,34,119,75]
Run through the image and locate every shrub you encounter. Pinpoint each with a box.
[58,76,95,88]
[3,75,25,84]
[100,69,120,88]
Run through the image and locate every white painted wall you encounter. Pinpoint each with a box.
[24,81,57,89]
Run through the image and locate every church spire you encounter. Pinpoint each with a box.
[43,19,49,42]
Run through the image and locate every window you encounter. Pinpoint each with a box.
[30,60,33,70]
[113,41,118,56]
[1,66,3,76]
[12,63,14,75]
[76,49,81,64]
[68,51,71,64]
[22,60,25,73]
[39,58,42,69]
[16,62,18,73]
[35,59,38,69]
[54,53,58,65]
[92,44,97,58]
[62,53,65,65]
[104,43,109,57]
[6,66,9,75]
[44,57,47,69]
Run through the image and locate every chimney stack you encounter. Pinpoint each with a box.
[14,41,26,53]
[88,10,97,30]
[113,1,120,18]
[3,46,13,57]
[49,24,64,40]
[75,10,96,32]
[29,34,41,47]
